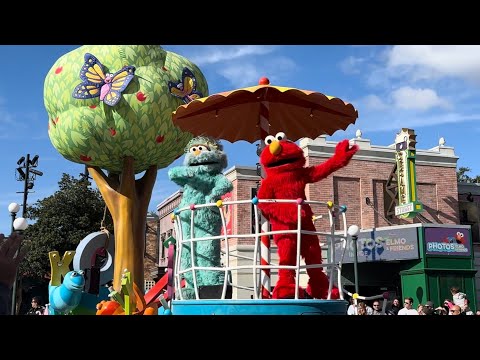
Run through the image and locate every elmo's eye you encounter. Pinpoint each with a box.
[264,135,275,146]
[275,132,287,141]
[189,147,197,153]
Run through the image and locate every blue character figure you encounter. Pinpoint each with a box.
[48,270,85,315]
[168,136,233,299]
[361,239,373,259]
[375,237,386,259]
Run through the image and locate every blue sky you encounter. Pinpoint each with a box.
[0,45,479,234]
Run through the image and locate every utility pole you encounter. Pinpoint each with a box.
[22,154,30,217]
[16,154,43,217]
[12,154,42,314]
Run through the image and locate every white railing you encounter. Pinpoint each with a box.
[171,198,351,301]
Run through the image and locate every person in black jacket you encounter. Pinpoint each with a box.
[0,232,27,315]
[26,296,45,315]
[386,297,401,315]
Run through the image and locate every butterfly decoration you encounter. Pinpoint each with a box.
[72,53,136,107]
[168,67,203,104]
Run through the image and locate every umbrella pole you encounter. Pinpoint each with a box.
[259,100,271,299]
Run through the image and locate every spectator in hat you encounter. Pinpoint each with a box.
[423,301,435,315]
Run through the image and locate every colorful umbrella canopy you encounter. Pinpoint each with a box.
[172,78,358,143]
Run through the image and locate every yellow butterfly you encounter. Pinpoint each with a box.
[72,53,135,106]
[168,67,203,104]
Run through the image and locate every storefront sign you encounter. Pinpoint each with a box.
[334,227,419,263]
[424,227,471,256]
[394,128,423,219]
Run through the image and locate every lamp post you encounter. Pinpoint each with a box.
[347,225,360,295]
[8,203,20,233]
[12,154,42,314]
[9,214,28,315]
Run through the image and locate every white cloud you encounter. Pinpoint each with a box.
[190,45,278,66]
[0,108,15,125]
[339,56,366,74]
[391,86,451,111]
[386,45,480,83]
[217,57,296,88]
[361,94,389,111]
[359,110,480,133]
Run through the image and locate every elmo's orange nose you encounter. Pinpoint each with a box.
[269,141,281,155]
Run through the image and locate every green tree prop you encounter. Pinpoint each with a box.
[44,45,208,291]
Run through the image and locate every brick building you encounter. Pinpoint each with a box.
[143,215,163,292]
[152,132,479,300]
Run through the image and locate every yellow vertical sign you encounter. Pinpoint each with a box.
[394,128,423,219]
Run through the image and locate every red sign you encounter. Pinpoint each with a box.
[220,192,233,235]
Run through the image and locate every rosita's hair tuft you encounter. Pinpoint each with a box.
[184,135,223,153]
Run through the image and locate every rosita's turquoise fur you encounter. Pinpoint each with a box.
[168,136,233,299]
[48,270,85,315]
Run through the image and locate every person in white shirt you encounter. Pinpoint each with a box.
[450,286,467,307]
[397,297,419,315]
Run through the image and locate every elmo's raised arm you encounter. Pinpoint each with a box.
[305,139,358,183]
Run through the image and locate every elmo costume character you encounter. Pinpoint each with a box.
[257,132,358,299]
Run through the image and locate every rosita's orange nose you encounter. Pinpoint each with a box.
[194,150,201,156]
[269,140,281,155]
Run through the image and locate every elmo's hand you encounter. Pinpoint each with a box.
[334,140,359,162]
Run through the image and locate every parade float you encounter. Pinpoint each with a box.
[43,45,361,315]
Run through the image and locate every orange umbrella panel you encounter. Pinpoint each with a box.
[172,83,358,144]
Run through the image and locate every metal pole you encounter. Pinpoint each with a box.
[10,212,17,315]
[22,154,30,218]
[352,235,359,294]
[12,153,30,315]
[10,213,15,233]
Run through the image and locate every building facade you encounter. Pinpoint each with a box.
[152,133,478,304]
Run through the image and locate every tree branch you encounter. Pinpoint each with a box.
[107,172,120,190]
[88,166,118,217]
[88,166,118,190]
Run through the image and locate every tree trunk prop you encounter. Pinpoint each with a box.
[88,157,157,292]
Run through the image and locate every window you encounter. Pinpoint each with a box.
[160,233,166,259]
[144,280,156,292]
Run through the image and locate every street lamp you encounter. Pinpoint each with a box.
[8,203,20,233]
[9,213,28,315]
[13,217,28,231]
[347,225,360,295]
